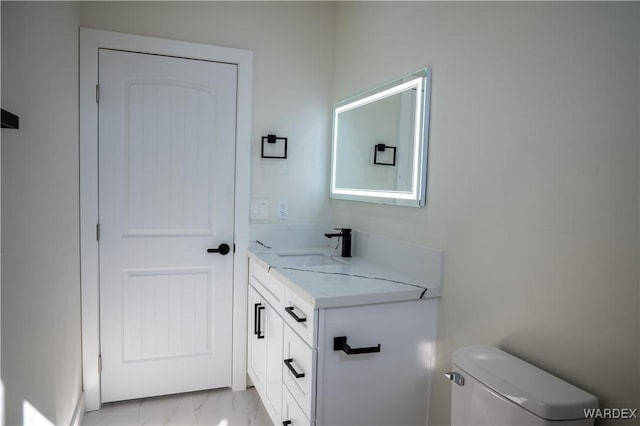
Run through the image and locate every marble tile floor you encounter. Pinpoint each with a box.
[82,387,272,426]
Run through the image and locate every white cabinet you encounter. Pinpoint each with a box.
[315,299,438,425]
[248,258,438,426]
[248,282,284,423]
[247,285,267,391]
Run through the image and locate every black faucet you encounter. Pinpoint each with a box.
[324,228,352,258]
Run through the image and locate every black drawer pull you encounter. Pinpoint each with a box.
[285,306,307,323]
[333,336,381,355]
[257,305,265,339]
[282,421,292,426]
[284,358,305,378]
[253,303,258,335]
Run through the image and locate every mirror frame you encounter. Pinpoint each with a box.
[330,68,431,207]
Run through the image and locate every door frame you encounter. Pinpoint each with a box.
[79,28,253,411]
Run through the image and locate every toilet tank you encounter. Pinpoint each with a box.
[450,345,598,426]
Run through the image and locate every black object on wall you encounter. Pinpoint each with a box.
[261,134,287,159]
[1,109,19,129]
[373,143,396,166]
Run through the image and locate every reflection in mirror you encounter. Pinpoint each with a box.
[330,69,431,207]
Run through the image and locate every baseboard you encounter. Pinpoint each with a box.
[69,392,85,426]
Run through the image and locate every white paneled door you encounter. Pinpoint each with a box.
[98,49,237,403]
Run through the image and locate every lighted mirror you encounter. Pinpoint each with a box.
[330,69,431,207]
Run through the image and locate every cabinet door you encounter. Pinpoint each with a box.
[247,285,267,392]
[316,299,438,426]
[263,301,284,420]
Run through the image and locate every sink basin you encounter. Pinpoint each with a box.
[277,253,345,267]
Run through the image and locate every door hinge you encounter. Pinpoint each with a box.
[98,354,102,374]
[96,223,100,241]
[96,84,100,103]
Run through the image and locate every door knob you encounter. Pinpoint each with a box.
[207,243,231,255]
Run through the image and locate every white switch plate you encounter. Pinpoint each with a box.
[250,199,269,220]
[277,200,288,220]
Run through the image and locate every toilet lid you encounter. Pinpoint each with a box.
[453,345,598,421]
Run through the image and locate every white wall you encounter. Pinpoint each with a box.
[2,3,638,426]
[1,2,82,425]
[331,2,639,425]
[80,1,335,225]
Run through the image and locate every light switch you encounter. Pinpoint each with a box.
[250,199,269,220]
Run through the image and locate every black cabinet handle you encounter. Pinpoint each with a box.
[283,358,305,378]
[207,243,230,255]
[333,336,381,355]
[253,303,259,335]
[257,305,265,339]
[285,306,307,323]
[282,421,292,426]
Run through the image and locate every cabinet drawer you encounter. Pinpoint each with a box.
[283,288,315,346]
[283,325,315,418]
[249,259,285,310]
[282,385,311,426]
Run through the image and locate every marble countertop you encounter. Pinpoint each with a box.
[247,244,442,309]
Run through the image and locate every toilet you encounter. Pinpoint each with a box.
[447,345,599,426]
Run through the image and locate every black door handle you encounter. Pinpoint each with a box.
[333,336,381,355]
[257,306,265,339]
[253,303,261,336]
[207,243,230,255]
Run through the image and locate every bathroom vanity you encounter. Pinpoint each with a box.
[246,232,442,426]
[246,66,436,425]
